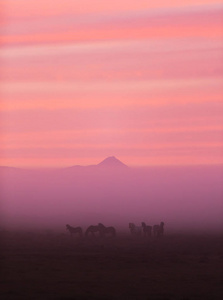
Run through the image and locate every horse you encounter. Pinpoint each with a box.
[98,223,116,238]
[141,222,152,237]
[85,224,103,238]
[129,223,142,236]
[66,224,83,237]
[153,222,164,237]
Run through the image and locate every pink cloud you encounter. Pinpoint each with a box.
[1,6,222,46]
[3,1,222,20]
[1,42,223,82]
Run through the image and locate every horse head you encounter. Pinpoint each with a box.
[98,223,105,228]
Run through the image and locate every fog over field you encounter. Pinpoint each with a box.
[1,157,222,232]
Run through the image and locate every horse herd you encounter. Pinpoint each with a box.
[66,221,164,238]
[130,222,164,237]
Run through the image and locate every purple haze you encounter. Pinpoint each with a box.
[0,157,222,233]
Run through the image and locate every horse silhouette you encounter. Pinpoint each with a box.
[153,222,164,237]
[66,224,83,237]
[98,223,116,238]
[85,224,104,238]
[129,223,142,236]
[141,222,152,237]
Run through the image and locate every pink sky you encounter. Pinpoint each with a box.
[0,0,223,167]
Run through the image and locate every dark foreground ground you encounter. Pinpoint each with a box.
[1,230,223,300]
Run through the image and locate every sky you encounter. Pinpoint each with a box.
[1,0,223,167]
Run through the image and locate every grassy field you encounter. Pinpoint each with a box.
[1,230,223,300]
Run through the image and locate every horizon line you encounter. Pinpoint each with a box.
[1,162,223,170]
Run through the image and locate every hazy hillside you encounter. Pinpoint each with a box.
[0,158,223,231]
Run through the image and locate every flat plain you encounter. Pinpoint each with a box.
[1,230,223,300]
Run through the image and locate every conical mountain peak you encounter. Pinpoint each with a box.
[97,156,128,168]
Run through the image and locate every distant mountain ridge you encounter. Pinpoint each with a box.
[0,157,128,171]
[66,156,128,170]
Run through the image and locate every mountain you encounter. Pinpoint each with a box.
[64,157,128,170]
[97,156,128,168]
